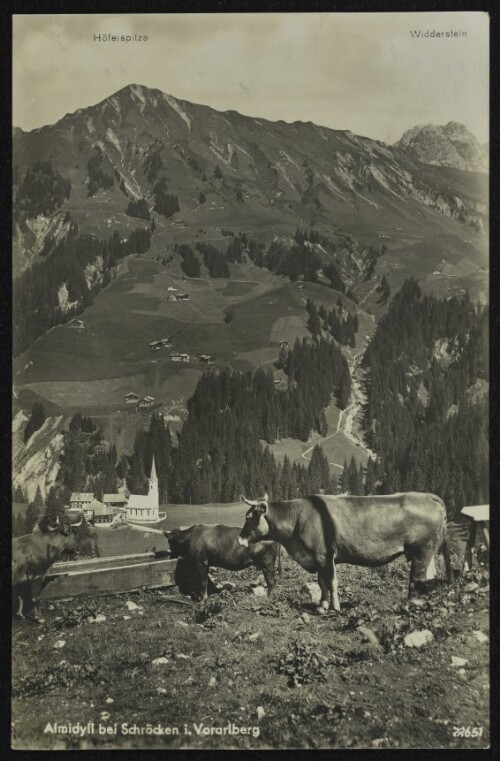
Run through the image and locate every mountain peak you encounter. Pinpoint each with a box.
[396,122,487,173]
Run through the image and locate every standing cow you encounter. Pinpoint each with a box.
[238,492,451,613]
[12,515,83,621]
[166,525,279,600]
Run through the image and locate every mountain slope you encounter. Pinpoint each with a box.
[396,122,488,173]
[12,83,488,375]
[14,85,487,272]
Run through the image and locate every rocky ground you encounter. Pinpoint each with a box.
[12,556,489,750]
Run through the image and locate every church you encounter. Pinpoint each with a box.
[125,456,166,524]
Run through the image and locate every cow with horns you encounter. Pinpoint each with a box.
[238,492,451,613]
[12,514,83,621]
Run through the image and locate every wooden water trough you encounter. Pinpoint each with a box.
[40,551,178,600]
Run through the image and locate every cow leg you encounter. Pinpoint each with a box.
[193,552,210,600]
[16,581,37,621]
[332,568,340,612]
[426,556,437,580]
[317,556,340,613]
[408,540,440,597]
[12,584,25,619]
[28,580,42,621]
[260,563,276,597]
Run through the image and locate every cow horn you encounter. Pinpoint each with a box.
[241,494,259,506]
[261,492,269,503]
[46,521,61,532]
[71,518,83,528]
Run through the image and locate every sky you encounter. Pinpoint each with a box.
[13,12,489,144]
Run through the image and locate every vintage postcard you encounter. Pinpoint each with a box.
[12,11,489,750]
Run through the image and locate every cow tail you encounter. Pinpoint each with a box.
[441,525,452,582]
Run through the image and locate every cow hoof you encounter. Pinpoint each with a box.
[317,606,327,615]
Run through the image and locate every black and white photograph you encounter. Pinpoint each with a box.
[11,11,489,750]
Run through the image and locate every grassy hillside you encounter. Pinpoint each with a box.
[12,556,489,750]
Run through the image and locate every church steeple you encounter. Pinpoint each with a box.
[150,454,157,484]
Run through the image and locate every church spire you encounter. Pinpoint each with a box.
[150,454,157,483]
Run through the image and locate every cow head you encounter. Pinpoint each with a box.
[238,493,270,546]
[46,515,83,536]
[164,528,191,558]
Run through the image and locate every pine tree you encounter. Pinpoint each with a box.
[45,487,66,525]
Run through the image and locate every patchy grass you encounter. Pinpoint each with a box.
[12,556,489,750]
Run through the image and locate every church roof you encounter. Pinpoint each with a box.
[151,455,157,482]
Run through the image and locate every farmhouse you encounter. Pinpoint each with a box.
[177,293,190,301]
[103,494,128,509]
[70,492,94,510]
[199,354,215,364]
[167,286,177,292]
[137,396,155,408]
[159,338,172,347]
[88,499,114,526]
[124,392,139,404]
[69,318,85,329]
[126,456,165,523]
[171,353,190,363]
[149,341,163,351]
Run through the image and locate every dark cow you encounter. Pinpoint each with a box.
[12,515,83,621]
[166,525,279,601]
[238,492,451,613]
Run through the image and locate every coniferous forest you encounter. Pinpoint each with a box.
[129,336,349,503]
[13,224,152,355]
[362,278,488,517]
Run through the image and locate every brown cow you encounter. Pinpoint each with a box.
[12,515,83,621]
[166,525,279,600]
[238,492,451,613]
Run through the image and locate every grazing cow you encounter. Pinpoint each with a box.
[12,515,83,621]
[166,525,279,601]
[238,492,451,613]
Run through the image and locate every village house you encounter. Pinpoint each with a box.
[69,318,86,329]
[149,341,163,351]
[167,286,177,292]
[88,499,114,526]
[137,396,155,408]
[103,493,128,510]
[124,392,139,404]
[199,354,215,364]
[70,492,94,511]
[171,353,190,363]
[177,293,190,301]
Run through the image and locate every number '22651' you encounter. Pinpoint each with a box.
[453,726,483,738]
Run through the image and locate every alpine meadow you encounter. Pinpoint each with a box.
[12,19,489,750]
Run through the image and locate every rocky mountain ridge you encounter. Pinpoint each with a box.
[14,85,487,272]
[12,84,488,361]
[396,121,488,173]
